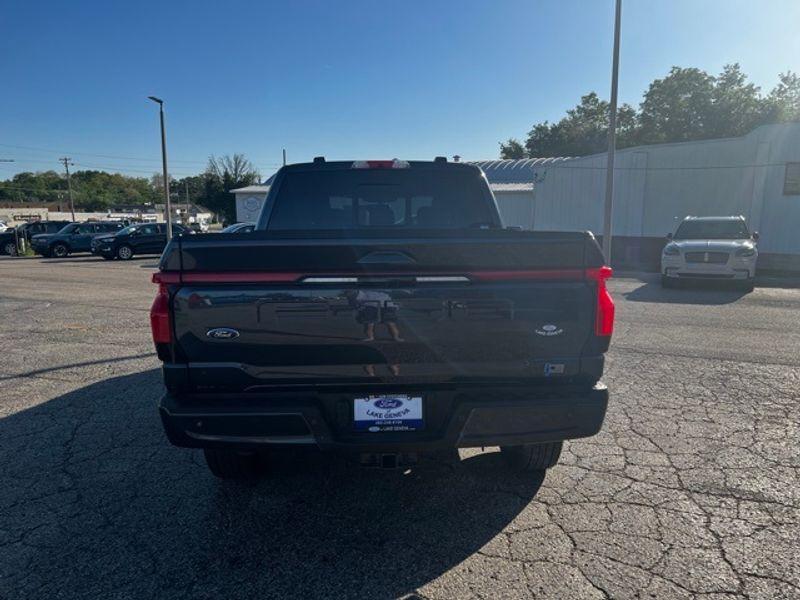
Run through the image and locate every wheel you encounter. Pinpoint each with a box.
[3,241,15,256]
[501,441,563,472]
[50,243,69,258]
[741,278,755,292]
[203,449,267,480]
[116,244,134,260]
[661,275,674,288]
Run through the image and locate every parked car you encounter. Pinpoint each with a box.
[221,222,256,233]
[93,222,190,260]
[30,221,126,258]
[661,215,758,290]
[189,220,210,233]
[0,220,73,255]
[151,158,614,480]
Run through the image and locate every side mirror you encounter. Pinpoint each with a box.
[666,232,673,240]
[752,231,759,241]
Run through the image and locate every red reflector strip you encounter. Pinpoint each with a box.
[152,271,302,284]
[152,272,179,284]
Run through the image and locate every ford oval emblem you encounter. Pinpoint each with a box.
[374,397,403,410]
[535,323,564,337]
[206,327,240,340]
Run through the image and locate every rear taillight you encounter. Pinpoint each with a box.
[586,266,614,337]
[150,273,172,344]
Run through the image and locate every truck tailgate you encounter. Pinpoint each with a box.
[159,230,608,391]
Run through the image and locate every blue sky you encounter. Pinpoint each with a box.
[2,0,799,181]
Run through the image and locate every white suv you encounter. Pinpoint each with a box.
[661,216,758,291]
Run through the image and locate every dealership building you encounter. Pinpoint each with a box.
[233,122,800,272]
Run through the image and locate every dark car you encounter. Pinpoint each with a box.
[0,220,73,256]
[220,222,256,233]
[30,221,126,258]
[93,222,190,260]
[151,158,614,480]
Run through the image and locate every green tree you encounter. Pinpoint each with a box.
[706,63,767,138]
[199,154,261,222]
[504,93,637,157]
[0,169,158,208]
[503,65,800,159]
[638,67,716,144]
[765,71,800,122]
[499,138,526,159]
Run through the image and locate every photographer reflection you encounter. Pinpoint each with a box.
[363,363,401,377]
[352,289,404,342]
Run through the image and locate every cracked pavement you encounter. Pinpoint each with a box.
[0,256,798,599]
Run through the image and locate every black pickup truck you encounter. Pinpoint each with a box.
[151,158,614,479]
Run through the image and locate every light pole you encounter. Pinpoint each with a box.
[602,0,622,264]
[148,96,173,241]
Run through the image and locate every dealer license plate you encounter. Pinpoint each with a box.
[353,395,424,432]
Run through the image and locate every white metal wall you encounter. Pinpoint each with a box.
[494,191,535,229]
[529,123,800,255]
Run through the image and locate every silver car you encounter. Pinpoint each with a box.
[661,216,758,290]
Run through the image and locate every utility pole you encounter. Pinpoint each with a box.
[148,96,173,241]
[59,157,76,221]
[282,148,287,167]
[602,0,622,265]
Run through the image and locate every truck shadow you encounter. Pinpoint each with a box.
[624,280,749,305]
[0,370,543,599]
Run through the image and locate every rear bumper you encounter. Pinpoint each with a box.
[158,383,609,452]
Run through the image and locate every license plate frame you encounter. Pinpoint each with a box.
[353,394,424,432]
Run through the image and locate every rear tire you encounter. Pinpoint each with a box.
[51,243,69,258]
[203,449,267,480]
[116,244,134,260]
[501,441,563,472]
[3,241,16,256]
[660,275,674,288]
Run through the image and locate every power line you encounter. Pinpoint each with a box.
[0,143,283,169]
[0,143,208,165]
[2,157,198,176]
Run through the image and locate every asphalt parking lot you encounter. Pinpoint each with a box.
[1,256,799,600]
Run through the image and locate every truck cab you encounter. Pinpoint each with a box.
[151,159,614,479]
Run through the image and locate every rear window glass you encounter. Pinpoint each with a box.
[265,168,497,230]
